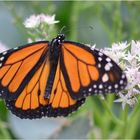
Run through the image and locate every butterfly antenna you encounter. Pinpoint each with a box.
[59,26,66,34]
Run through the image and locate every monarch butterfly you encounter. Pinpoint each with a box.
[0,34,127,119]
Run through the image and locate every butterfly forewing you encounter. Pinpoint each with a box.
[0,41,49,99]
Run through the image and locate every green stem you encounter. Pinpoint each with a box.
[69,1,82,40]
[101,98,123,125]
[124,97,140,138]
[122,105,128,139]
[128,97,140,121]
[0,120,11,139]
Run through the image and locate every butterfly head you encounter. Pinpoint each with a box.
[56,34,65,43]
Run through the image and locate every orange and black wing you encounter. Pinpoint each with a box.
[0,41,49,100]
[5,57,85,119]
[61,41,127,100]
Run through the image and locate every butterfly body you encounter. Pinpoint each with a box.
[0,34,127,119]
[45,34,65,99]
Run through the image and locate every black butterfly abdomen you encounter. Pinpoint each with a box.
[44,39,61,99]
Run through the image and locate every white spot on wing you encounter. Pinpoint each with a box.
[98,63,101,68]
[106,57,111,62]
[99,84,103,89]
[122,74,125,79]
[13,47,18,50]
[108,62,113,67]
[108,86,112,89]
[89,88,92,92]
[104,63,111,71]
[114,84,118,88]
[91,45,95,50]
[93,85,97,88]
[2,51,7,55]
[0,56,4,61]
[102,73,109,82]
[98,57,102,61]
[120,80,123,84]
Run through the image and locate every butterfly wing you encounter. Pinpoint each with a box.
[6,57,85,119]
[61,41,127,100]
[0,41,49,99]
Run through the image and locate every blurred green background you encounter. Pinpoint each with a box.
[0,1,140,139]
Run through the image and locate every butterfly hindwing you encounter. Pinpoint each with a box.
[0,41,49,100]
[61,41,127,100]
[6,57,85,119]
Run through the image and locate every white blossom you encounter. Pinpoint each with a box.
[102,48,126,64]
[102,40,140,109]
[131,40,140,59]
[111,42,129,51]
[123,51,136,64]
[24,14,59,28]
[39,14,59,25]
[101,42,128,64]
[24,15,40,28]
[125,67,140,88]
[114,93,137,110]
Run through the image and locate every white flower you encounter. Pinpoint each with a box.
[131,40,140,58]
[114,93,137,110]
[124,51,136,64]
[125,67,140,88]
[106,49,126,64]
[0,42,8,52]
[102,42,127,64]
[24,15,40,28]
[24,14,59,28]
[39,14,59,25]
[112,41,129,51]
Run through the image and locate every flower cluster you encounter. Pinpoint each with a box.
[102,41,140,109]
[24,14,59,28]
[24,14,59,42]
